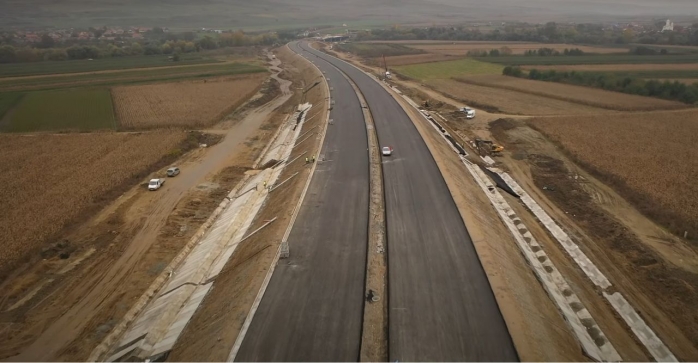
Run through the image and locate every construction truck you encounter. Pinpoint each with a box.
[474,138,504,156]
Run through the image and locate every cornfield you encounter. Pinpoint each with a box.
[531,109,698,239]
[112,74,267,129]
[0,131,187,274]
[454,75,686,111]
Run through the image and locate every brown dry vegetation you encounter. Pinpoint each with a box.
[522,63,698,71]
[0,131,188,280]
[454,75,686,111]
[407,42,624,55]
[427,78,607,115]
[530,109,698,241]
[112,74,267,129]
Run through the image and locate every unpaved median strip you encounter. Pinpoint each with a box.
[337,66,388,363]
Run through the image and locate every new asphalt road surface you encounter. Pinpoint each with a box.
[300,42,519,361]
[234,42,370,361]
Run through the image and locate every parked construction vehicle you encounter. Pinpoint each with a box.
[474,139,504,156]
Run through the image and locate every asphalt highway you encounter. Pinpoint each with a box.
[234,42,370,361]
[299,42,519,362]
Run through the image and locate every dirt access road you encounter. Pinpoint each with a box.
[2,54,292,362]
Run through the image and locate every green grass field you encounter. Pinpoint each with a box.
[0,54,219,78]
[5,89,115,132]
[0,62,267,92]
[395,58,503,80]
[482,54,698,66]
[0,92,24,120]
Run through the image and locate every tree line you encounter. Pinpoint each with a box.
[503,66,698,104]
[357,22,698,46]
[467,47,586,57]
[0,30,293,63]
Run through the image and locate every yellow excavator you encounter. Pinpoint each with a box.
[475,138,504,156]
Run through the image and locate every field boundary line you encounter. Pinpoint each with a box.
[227,42,331,362]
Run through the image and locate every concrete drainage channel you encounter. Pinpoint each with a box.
[496,171,677,362]
[91,103,315,362]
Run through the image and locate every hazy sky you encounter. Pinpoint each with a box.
[0,0,696,29]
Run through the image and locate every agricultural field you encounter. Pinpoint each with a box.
[0,131,188,276]
[427,78,606,115]
[407,42,626,55]
[481,53,698,66]
[3,89,115,132]
[529,109,698,243]
[112,74,267,129]
[395,58,503,80]
[336,43,424,58]
[453,75,686,111]
[0,62,267,92]
[521,63,698,72]
[0,54,219,78]
[0,92,24,119]
[379,53,459,66]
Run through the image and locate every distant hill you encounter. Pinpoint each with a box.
[0,0,696,30]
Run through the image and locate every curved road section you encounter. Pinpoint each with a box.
[234,42,370,361]
[300,42,518,361]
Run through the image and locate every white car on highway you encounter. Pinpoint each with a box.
[381,146,393,156]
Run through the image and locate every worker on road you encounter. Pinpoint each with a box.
[305,157,309,164]
[311,155,316,163]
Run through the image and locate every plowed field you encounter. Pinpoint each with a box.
[0,131,187,278]
[454,75,686,111]
[112,74,267,129]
